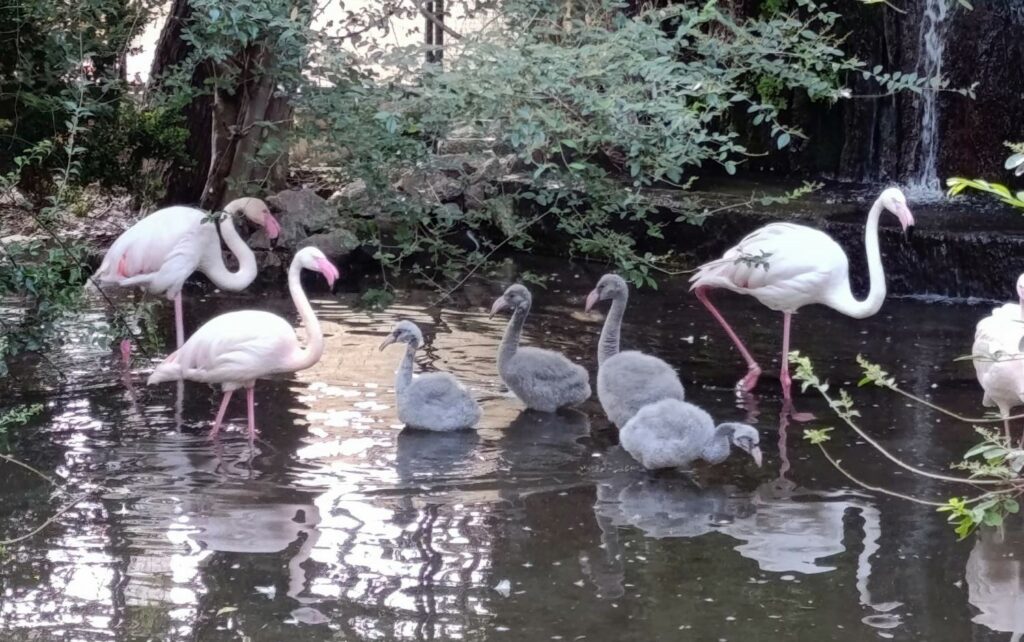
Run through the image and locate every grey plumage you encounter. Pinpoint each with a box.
[619,398,762,470]
[380,321,482,432]
[491,284,592,412]
[585,274,685,429]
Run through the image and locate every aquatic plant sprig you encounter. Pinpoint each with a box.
[856,354,1024,424]
[790,351,1010,486]
[792,351,1024,539]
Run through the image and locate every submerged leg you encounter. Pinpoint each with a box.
[246,385,257,441]
[210,390,234,440]
[695,286,761,392]
[174,293,185,349]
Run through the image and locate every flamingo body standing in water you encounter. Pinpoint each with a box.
[147,247,338,439]
[972,273,1024,443]
[689,187,914,401]
[93,197,281,353]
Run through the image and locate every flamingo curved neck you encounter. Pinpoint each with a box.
[287,260,324,372]
[826,197,887,319]
[497,303,529,374]
[395,344,416,396]
[598,293,627,366]
[700,425,732,464]
[202,210,258,291]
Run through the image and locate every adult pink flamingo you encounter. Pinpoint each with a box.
[146,247,339,440]
[93,197,281,354]
[690,187,914,401]
[972,273,1024,444]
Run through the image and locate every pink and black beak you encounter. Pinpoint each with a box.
[896,203,915,239]
[489,297,509,319]
[584,289,600,313]
[315,257,340,288]
[264,212,282,240]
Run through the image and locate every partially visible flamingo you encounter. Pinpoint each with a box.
[690,187,914,401]
[146,247,339,440]
[972,273,1024,444]
[93,197,281,355]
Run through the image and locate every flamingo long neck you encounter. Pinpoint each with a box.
[395,344,416,396]
[700,425,733,464]
[202,210,258,291]
[827,197,887,319]
[497,303,529,374]
[598,292,627,366]
[287,259,324,372]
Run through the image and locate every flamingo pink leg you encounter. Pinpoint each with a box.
[246,386,257,440]
[780,312,793,401]
[210,390,234,440]
[695,287,762,392]
[119,339,132,365]
[174,293,185,349]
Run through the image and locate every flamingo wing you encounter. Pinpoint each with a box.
[973,308,1024,409]
[93,206,214,297]
[690,223,847,310]
[150,310,299,387]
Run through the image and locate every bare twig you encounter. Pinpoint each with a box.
[412,0,462,40]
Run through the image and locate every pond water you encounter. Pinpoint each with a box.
[0,259,1021,642]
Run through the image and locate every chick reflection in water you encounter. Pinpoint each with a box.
[379,321,482,432]
[588,411,900,622]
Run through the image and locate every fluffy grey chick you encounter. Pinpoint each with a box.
[585,274,685,429]
[380,321,482,431]
[620,398,762,470]
[490,284,592,412]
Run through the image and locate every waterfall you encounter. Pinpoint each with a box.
[907,0,949,198]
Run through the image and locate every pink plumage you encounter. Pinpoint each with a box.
[92,197,281,351]
[690,187,914,402]
[148,247,339,440]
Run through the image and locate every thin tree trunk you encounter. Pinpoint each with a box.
[150,0,213,205]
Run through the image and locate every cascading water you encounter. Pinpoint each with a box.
[907,0,949,199]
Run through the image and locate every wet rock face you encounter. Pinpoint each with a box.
[748,1,1024,183]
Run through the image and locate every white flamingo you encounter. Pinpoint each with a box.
[690,187,914,401]
[93,197,281,353]
[972,273,1024,443]
[146,247,339,440]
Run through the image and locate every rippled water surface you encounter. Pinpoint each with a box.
[1,261,1022,641]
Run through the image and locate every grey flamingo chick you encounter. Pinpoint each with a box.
[490,284,591,412]
[379,321,482,431]
[585,274,685,429]
[621,399,762,470]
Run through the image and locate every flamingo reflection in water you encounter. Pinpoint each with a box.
[966,526,1024,641]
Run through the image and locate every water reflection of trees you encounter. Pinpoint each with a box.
[966,527,1024,641]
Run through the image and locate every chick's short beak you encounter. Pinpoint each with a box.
[489,297,508,319]
[585,290,599,312]
[750,446,763,468]
[378,335,396,351]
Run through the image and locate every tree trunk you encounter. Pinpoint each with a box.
[150,1,296,209]
[150,0,213,205]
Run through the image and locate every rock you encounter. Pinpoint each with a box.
[0,187,31,209]
[266,188,340,246]
[301,227,360,259]
[393,170,463,202]
[437,124,497,155]
[327,178,367,206]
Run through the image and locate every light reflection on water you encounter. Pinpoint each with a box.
[0,265,1022,641]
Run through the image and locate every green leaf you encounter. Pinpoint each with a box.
[216,607,238,616]
[777,133,791,150]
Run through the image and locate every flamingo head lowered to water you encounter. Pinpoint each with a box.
[879,187,915,233]
[489,284,531,318]
[585,274,628,312]
[226,197,282,240]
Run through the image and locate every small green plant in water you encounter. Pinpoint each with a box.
[939,496,1020,540]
